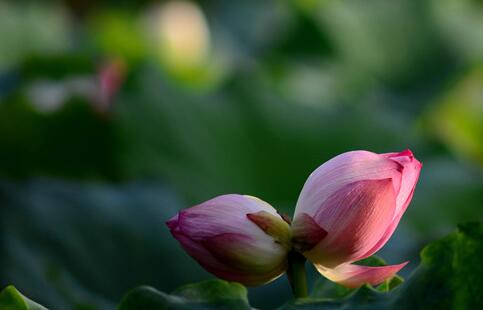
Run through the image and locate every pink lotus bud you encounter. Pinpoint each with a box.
[97,58,126,110]
[292,150,421,288]
[166,194,291,286]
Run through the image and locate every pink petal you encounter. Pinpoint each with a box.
[166,214,180,232]
[382,149,422,216]
[168,227,228,272]
[315,261,408,288]
[97,58,125,109]
[295,151,403,219]
[355,150,422,260]
[246,211,291,249]
[202,233,287,273]
[178,194,278,240]
[304,179,396,268]
[167,221,286,286]
[166,194,289,286]
[291,213,328,252]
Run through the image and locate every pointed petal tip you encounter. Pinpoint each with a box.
[302,178,397,267]
[246,210,291,248]
[399,149,414,158]
[166,214,179,230]
[393,149,423,168]
[402,149,423,168]
[316,261,408,288]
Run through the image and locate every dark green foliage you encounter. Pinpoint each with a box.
[1,1,482,309]
[0,179,481,310]
[281,222,483,309]
[0,179,205,310]
[118,281,250,310]
[115,222,482,310]
[391,222,482,309]
[0,98,119,179]
[0,286,47,310]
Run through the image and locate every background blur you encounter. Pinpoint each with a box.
[0,0,482,309]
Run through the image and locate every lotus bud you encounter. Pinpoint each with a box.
[167,194,291,286]
[293,150,422,288]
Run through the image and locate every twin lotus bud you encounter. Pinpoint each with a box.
[167,195,291,285]
[167,150,422,288]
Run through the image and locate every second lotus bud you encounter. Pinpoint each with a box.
[292,150,421,287]
[167,194,291,286]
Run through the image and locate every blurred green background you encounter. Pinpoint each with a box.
[0,0,482,309]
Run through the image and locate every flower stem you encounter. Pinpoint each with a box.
[287,251,308,298]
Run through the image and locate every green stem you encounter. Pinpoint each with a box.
[287,251,308,298]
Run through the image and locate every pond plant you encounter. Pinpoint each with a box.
[167,150,422,297]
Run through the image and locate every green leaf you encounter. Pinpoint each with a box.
[172,280,248,304]
[376,275,403,293]
[0,286,48,310]
[282,222,482,309]
[391,222,483,309]
[354,256,387,267]
[0,179,205,310]
[118,280,251,310]
[3,178,482,309]
[115,223,482,309]
[280,285,388,310]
